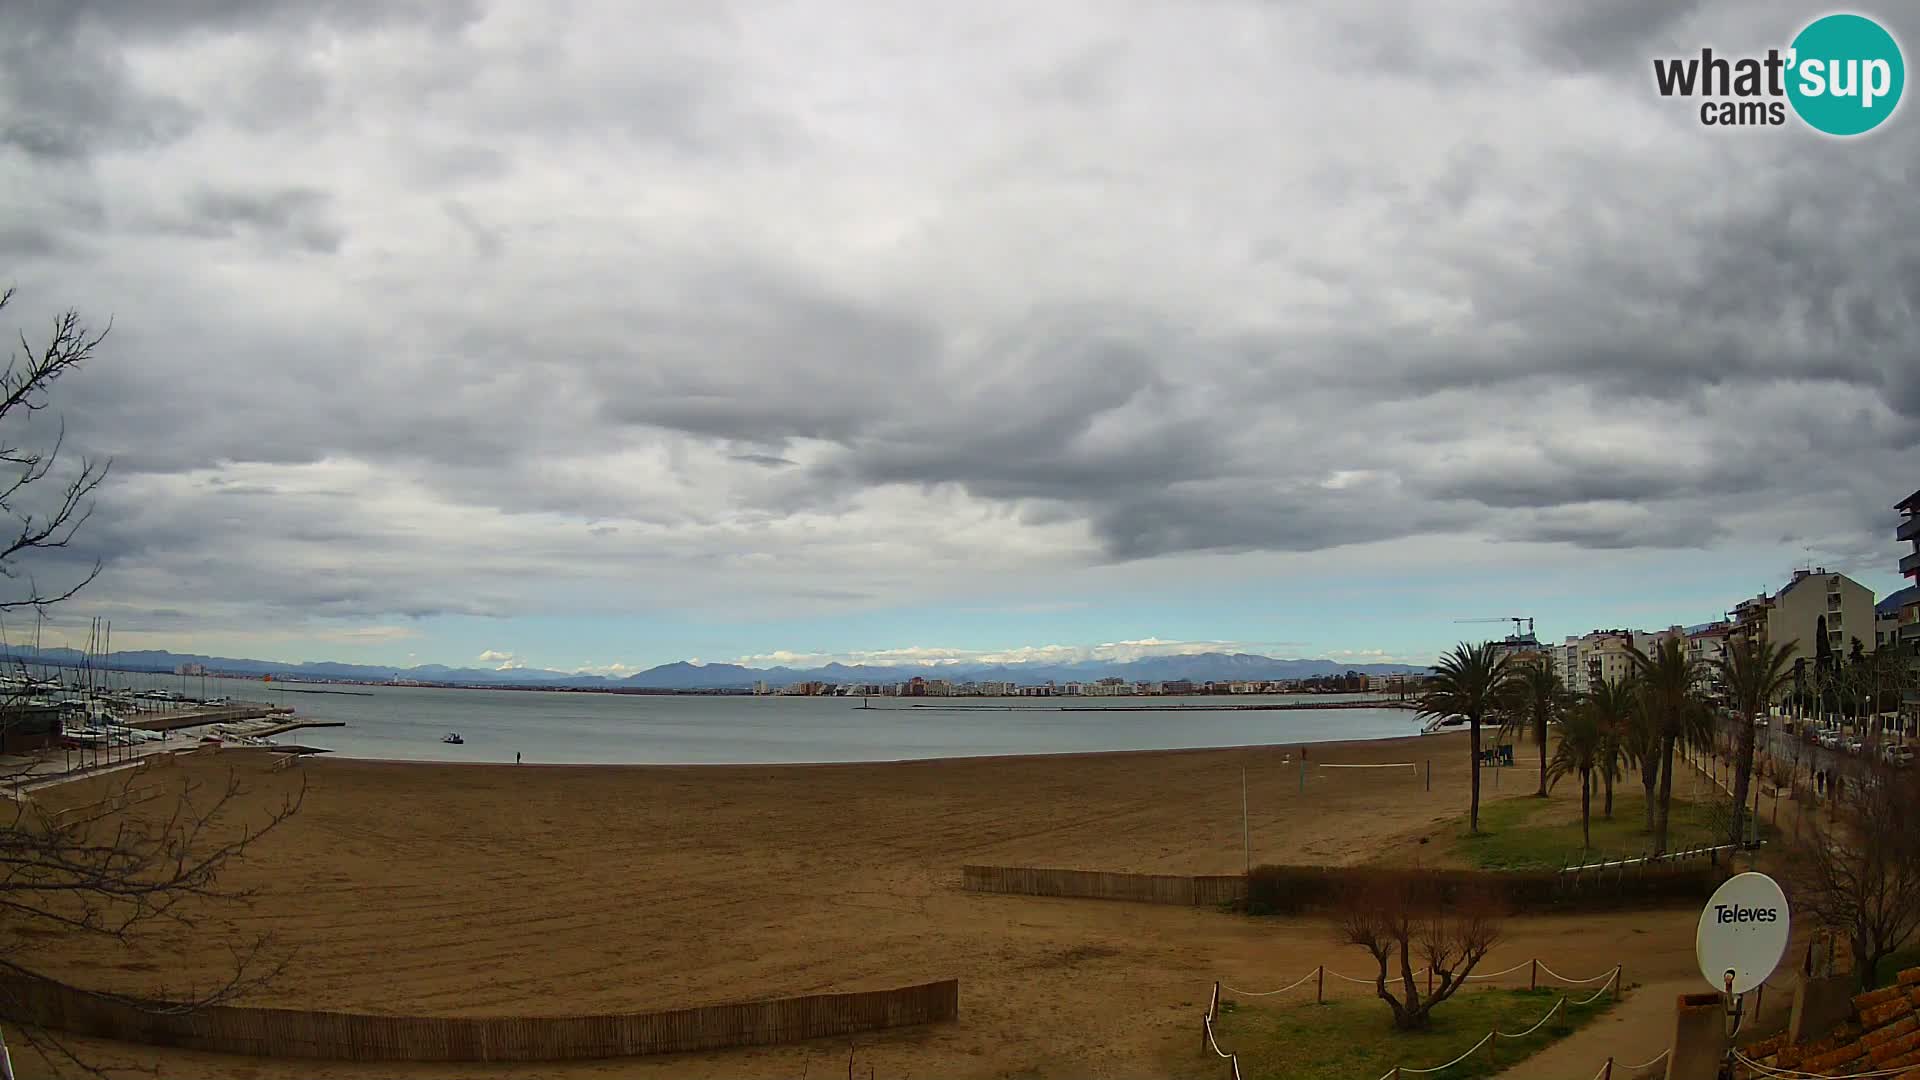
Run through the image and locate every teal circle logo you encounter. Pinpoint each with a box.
[1787,13,1905,136]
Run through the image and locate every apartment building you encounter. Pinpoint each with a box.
[1728,567,1876,666]
[1897,490,1920,725]
[1560,629,1656,695]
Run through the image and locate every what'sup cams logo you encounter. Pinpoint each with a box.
[1653,12,1905,134]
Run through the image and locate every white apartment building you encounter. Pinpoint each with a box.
[1561,629,1658,695]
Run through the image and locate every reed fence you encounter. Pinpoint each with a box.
[961,864,1247,906]
[0,975,958,1062]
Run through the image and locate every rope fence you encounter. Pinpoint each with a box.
[1370,972,1622,1079]
[1219,958,1624,1002]
[1205,966,1627,1079]
[1622,1048,1671,1071]
[1201,981,1245,1080]
[1732,1049,1919,1079]
[1587,1047,1670,1080]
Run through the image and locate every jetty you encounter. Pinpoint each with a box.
[126,703,296,732]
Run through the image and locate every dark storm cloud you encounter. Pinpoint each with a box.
[1527,0,1708,69]
[594,270,943,443]
[178,186,344,253]
[0,26,197,160]
[5,0,1917,635]
[1506,504,1728,551]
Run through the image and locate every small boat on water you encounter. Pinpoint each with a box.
[1419,714,1469,735]
[441,732,464,745]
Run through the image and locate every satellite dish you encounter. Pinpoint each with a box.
[1696,871,1790,995]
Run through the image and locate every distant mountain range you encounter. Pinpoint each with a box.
[8,645,1429,690]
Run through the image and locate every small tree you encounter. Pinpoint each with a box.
[1333,872,1503,1031]
[1787,761,1920,989]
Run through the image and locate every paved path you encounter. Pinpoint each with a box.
[1493,979,1682,1079]
[1497,746,1812,1080]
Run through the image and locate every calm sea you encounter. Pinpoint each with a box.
[79,671,1426,765]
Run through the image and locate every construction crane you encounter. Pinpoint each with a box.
[1453,616,1535,639]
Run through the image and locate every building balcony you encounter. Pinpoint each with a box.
[1900,514,1920,543]
[1903,550,1920,577]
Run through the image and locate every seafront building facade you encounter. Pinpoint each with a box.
[1726,567,1876,665]
[1560,629,1657,695]
[1897,489,1920,726]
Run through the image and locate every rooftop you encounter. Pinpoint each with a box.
[1878,585,1920,618]
[1743,967,1920,1077]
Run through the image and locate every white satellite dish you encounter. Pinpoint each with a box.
[1696,871,1790,995]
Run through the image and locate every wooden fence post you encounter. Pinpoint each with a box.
[1317,965,1324,1005]
[1603,1056,1613,1079]
[1530,959,1538,991]
[1614,966,1622,1003]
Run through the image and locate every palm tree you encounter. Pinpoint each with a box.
[1500,654,1567,797]
[1622,690,1662,833]
[1418,641,1513,835]
[1548,700,1605,849]
[1626,635,1705,855]
[1716,633,1797,847]
[1586,677,1637,819]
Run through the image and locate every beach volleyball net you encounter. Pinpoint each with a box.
[1314,762,1418,780]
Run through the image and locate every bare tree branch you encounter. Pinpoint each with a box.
[1333,870,1503,1030]
[0,287,303,1073]
[1786,760,1920,989]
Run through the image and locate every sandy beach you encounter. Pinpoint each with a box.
[10,732,1720,1079]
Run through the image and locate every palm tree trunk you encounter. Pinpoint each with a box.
[1581,769,1592,849]
[1654,734,1676,855]
[1729,712,1756,847]
[1603,764,1614,818]
[1536,714,1548,797]
[1641,755,1659,833]
[1469,716,1483,834]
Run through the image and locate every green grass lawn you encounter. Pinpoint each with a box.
[1453,785,1766,871]
[1182,987,1615,1080]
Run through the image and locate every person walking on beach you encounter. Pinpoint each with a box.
[516,751,522,765]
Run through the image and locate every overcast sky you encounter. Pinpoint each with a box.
[2,0,1915,674]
